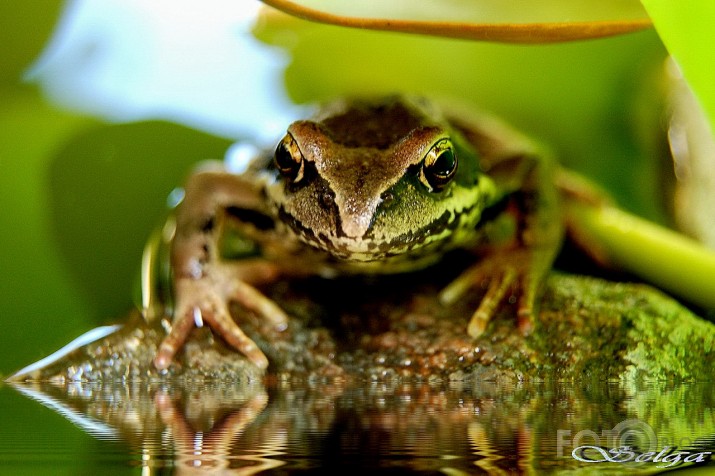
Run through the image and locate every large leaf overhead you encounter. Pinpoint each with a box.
[640,0,715,135]
[259,0,651,43]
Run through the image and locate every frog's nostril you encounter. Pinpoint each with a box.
[318,191,334,210]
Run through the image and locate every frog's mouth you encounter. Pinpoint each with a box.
[277,204,459,262]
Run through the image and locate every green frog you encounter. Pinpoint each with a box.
[153,96,563,370]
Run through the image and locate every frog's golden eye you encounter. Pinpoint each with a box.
[274,133,305,183]
[420,138,457,192]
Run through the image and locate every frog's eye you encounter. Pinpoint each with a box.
[274,133,305,183]
[420,138,457,192]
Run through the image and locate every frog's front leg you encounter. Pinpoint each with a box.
[441,154,563,337]
[154,166,288,370]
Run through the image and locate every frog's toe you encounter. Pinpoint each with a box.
[201,305,269,369]
[466,268,517,338]
[229,279,289,331]
[517,308,534,334]
[439,261,493,305]
[516,280,537,334]
[154,311,197,370]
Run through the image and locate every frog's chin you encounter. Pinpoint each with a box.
[294,232,382,261]
[299,230,444,265]
[318,238,444,275]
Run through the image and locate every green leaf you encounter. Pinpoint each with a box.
[269,0,649,22]
[640,0,715,134]
[0,87,233,375]
[0,0,63,85]
[47,121,234,322]
[260,0,651,42]
[0,87,98,374]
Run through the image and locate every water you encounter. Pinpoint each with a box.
[3,380,714,474]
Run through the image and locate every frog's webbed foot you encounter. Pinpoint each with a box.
[439,249,543,338]
[154,263,288,370]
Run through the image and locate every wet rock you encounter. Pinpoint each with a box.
[8,272,715,383]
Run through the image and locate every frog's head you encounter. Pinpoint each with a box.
[264,97,498,262]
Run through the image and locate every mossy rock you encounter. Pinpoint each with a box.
[8,273,714,383]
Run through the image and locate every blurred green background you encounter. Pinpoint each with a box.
[1,0,712,377]
[0,1,237,375]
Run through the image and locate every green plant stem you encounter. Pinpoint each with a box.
[566,200,715,310]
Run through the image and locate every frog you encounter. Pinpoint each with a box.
[153,96,564,370]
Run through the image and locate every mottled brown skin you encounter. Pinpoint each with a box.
[154,96,563,370]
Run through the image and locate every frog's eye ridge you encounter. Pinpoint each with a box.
[420,138,457,192]
[274,133,305,183]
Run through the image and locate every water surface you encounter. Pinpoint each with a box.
[3,380,714,474]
